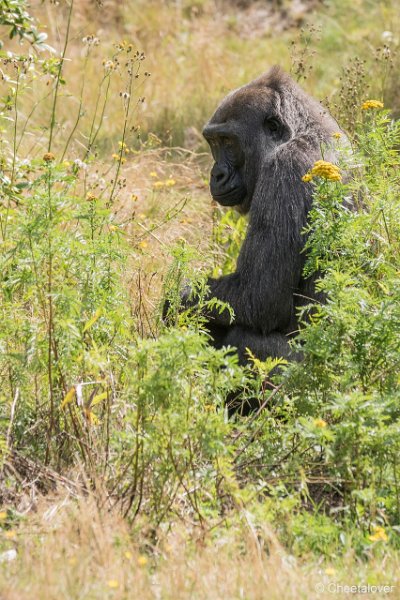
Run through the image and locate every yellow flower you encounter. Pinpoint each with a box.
[313,418,327,428]
[310,160,341,182]
[124,551,133,560]
[112,152,126,163]
[43,152,55,162]
[0,511,7,520]
[153,181,164,189]
[332,132,342,139]
[139,240,148,249]
[118,141,130,154]
[107,580,119,589]
[165,178,176,187]
[150,171,158,178]
[86,192,97,202]
[361,100,384,110]
[302,173,313,183]
[4,530,16,539]
[325,567,336,576]
[137,555,148,567]
[368,525,388,542]
[131,194,139,201]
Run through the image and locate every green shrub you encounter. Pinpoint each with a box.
[285,108,400,533]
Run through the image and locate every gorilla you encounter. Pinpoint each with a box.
[195,66,347,367]
[165,66,347,401]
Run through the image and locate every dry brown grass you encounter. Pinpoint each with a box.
[27,0,400,149]
[107,146,215,333]
[1,494,399,600]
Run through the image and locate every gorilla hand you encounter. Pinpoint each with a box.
[162,283,194,325]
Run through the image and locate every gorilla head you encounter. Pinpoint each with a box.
[203,66,343,214]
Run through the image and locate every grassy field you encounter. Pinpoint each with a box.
[1,0,400,598]
[30,0,400,143]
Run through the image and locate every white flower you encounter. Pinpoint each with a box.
[73,159,88,170]
[381,31,393,43]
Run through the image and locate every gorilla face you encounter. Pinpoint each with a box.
[203,83,291,213]
[202,125,247,207]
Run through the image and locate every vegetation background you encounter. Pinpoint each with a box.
[1,0,400,598]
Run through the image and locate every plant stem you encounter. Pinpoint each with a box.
[48,0,73,153]
[45,165,54,465]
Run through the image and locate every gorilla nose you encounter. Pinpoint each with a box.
[211,164,230,185]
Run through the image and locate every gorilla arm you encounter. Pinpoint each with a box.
[206,224,302,331]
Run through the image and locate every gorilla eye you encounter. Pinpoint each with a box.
[264,117,281,135]
[221,136,234,147]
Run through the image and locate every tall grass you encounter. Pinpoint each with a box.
[1,495,399,600]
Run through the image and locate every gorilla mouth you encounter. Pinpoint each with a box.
[212,185,247,207]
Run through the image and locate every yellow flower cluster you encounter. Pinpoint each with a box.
[111,141,134,165]
[332,132,342,140]
[302,160,341,183]
[313,418,327,428]
[368,525,388,543]
[153,178,176,189]
[112,153,126,164]
[361,100,384,110]
[118,141,131,154]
